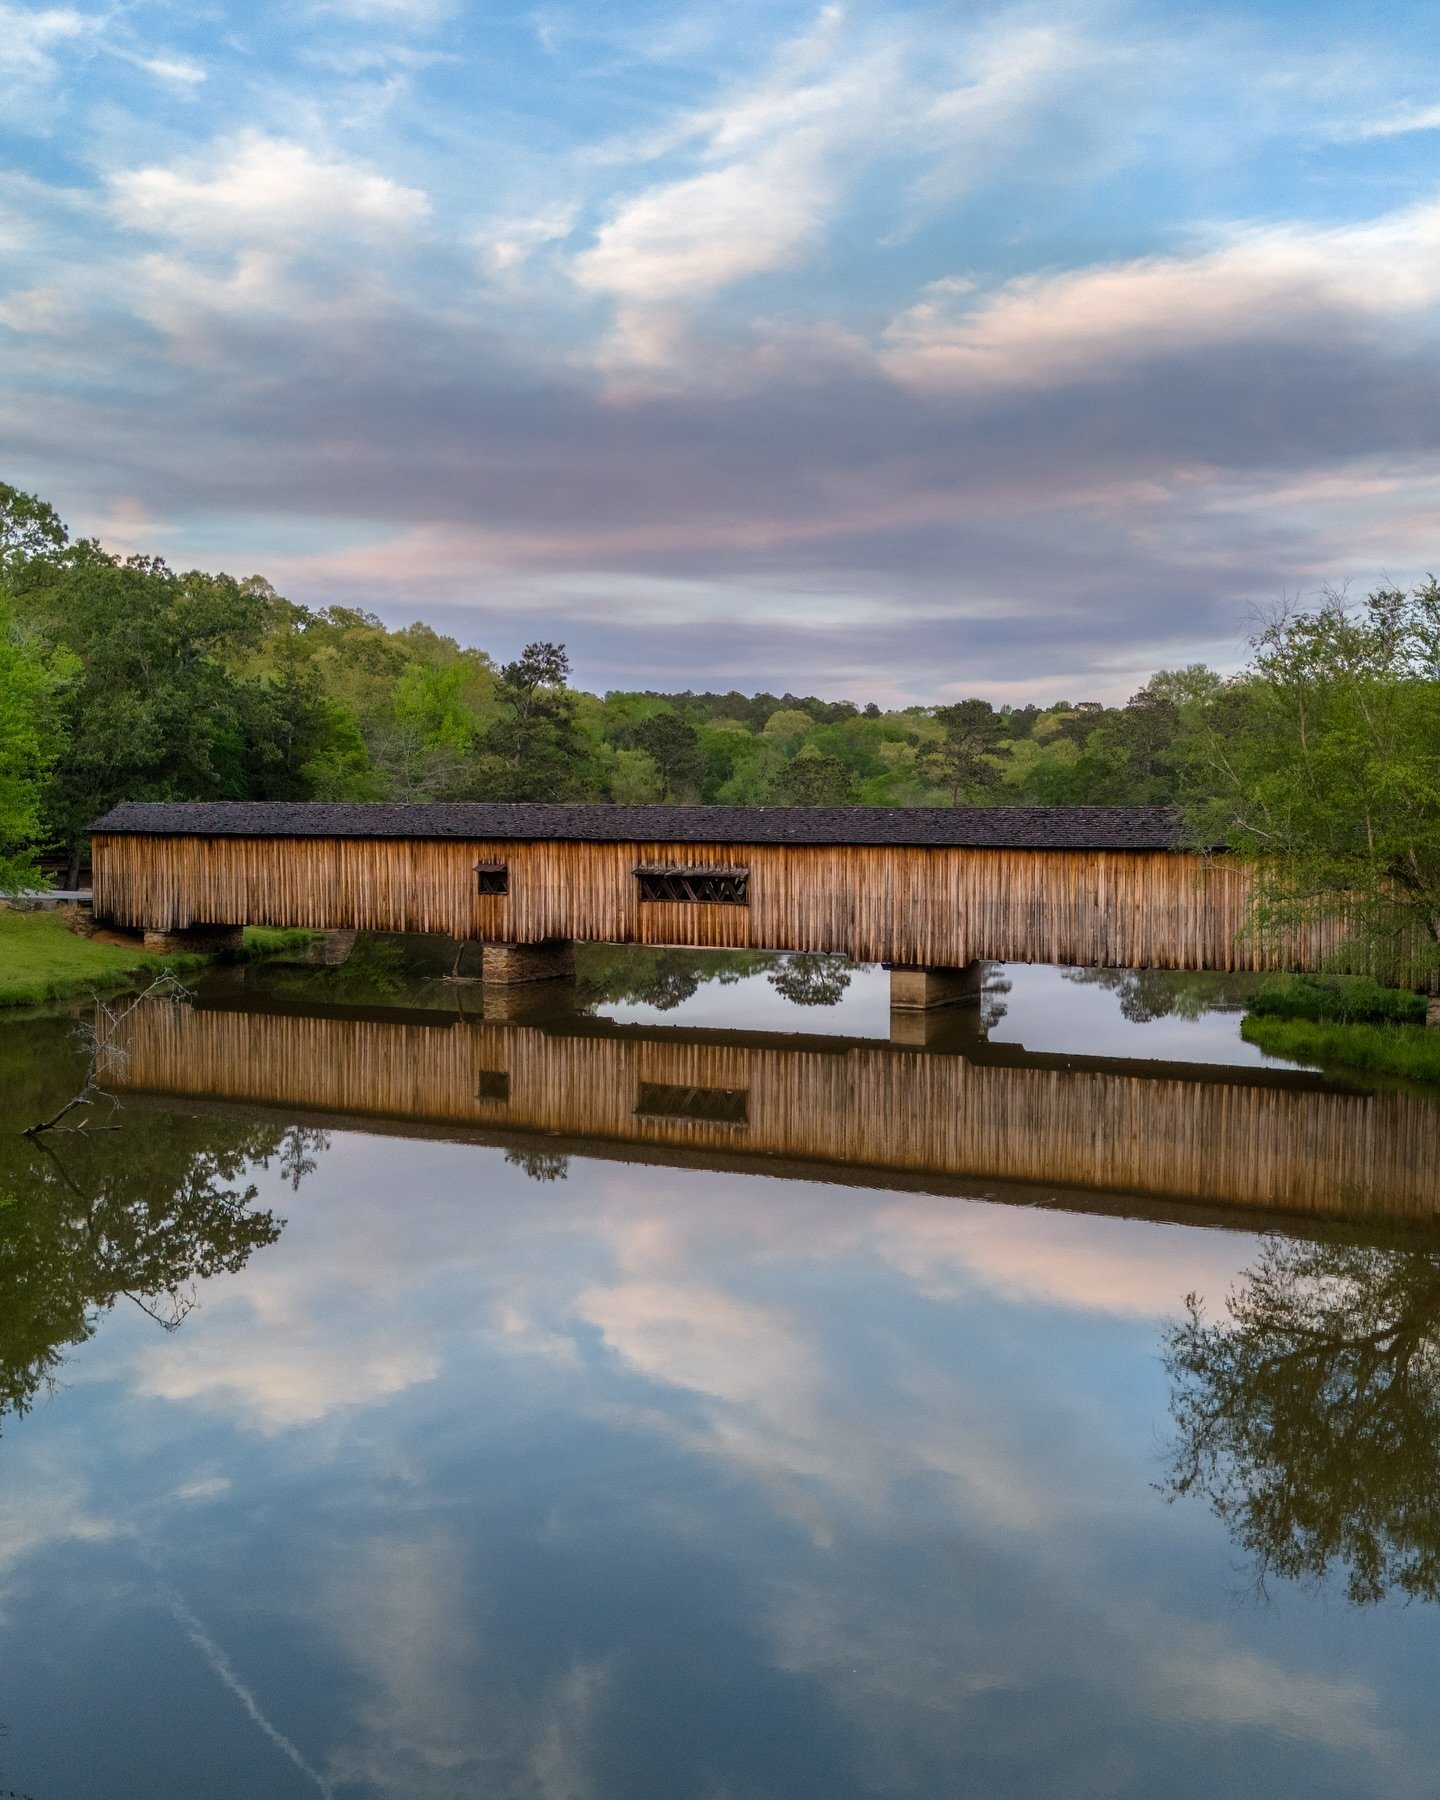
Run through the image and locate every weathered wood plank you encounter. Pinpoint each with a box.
[91,831,1361,975]
[105,1003,1440,1222]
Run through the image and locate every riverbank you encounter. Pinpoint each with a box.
[0,908,317,1008]
[1241,973,1440,1084]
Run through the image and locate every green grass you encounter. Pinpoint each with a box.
[237,926,322,960]
[0,910,321,1008]
[1242,1013,1440,1084]
[1248,972,1427,1027]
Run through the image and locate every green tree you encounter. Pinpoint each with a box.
[377,661,482,799]
[627,710,704,800]
[0,597,74,892]
[0,481,67,579]
[18,547,346,878]
[767,953,852,1006]
[1164,1236,1440,1604]
[1180,585,1440,985]
[605,746,665,803]
[0,997,308,1427]
[472,642,595,801]
[766,750,858,805]
[918,699,1003,804]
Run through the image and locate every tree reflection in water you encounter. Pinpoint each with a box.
[1164,1236,1440,1604]
[1,1061,319,1428]
[766,952,853,1007]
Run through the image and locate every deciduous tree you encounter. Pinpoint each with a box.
[1180,585,1440,986]
[1164,1236,1440,1604]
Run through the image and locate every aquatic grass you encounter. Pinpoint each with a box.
[1248,973,1427,1027]
[1241,1014,1440,1084]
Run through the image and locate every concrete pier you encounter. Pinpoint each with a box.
[888,960,984,1012]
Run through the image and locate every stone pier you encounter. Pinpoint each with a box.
[142,924,245,955]
[481,939,577,988]
[1429,994,1440,1030]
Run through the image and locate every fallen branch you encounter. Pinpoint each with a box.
[23,970,192,1137]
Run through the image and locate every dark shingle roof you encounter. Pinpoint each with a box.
[91,800,1198,852]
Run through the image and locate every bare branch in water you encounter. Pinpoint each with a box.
[23,971,192,1138]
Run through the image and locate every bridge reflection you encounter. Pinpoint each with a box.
[104,996,1438,1231]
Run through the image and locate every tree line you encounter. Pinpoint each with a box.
[1,480,1436,984]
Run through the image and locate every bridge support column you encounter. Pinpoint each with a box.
[481,939,576,988]
[889,960,983,1012]
[1429,994,1440,1029]
[142,924,244,955]
[308,929,358,967]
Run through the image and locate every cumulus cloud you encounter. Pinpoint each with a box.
[108,132,430,247]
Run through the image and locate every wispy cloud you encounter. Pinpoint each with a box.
[881,198,1440,392]
[1336,100,1440,141]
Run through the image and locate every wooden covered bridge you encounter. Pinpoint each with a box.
[89,799,1346,1008]
[105,999,1439,1228]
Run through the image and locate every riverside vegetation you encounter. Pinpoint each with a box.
[1,480,1437,1072]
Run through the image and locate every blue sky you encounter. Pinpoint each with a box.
[2,0,1439,701]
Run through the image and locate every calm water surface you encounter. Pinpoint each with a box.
[2,945,1438,1798]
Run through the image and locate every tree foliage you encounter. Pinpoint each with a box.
[917,699,1004,804]
[0,480,66,577]
[0,596,74,891]
[766,750,857,805]
[471,642,593,801]
[767,953,852,1006]
[1180,586,1440,983]
[0,1020,311,1426]
[1163,1236,1440,1605]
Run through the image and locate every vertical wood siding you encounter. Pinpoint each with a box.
[107,1004,1440,1223]
[92,831,1357,973]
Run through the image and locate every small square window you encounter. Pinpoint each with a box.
[476,1069,510,1102]
[475,862,508,897]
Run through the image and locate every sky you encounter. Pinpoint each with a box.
[2,0,1439,703]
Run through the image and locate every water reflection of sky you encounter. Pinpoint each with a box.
[3,1124,1438,1798]
[599,959,1292,1068]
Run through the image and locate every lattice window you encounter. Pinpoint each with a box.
[474,862,509,896]
[635,864,749,905]
[635,1081,749,1125]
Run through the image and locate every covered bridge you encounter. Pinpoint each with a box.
[88,799,1340,1004]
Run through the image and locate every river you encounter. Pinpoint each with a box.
[2,941,1438,1798]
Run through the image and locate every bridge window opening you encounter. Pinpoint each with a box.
[475,1070,510,1103]
[635,864,749,905]
[635,1081,749,1126]
[474,862,509,896]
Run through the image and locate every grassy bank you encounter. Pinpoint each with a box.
[1242,973,1438,1083]
[1247,972,1427,1027]
[0,909,317,1008]
[1242,1014,1440,1083]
